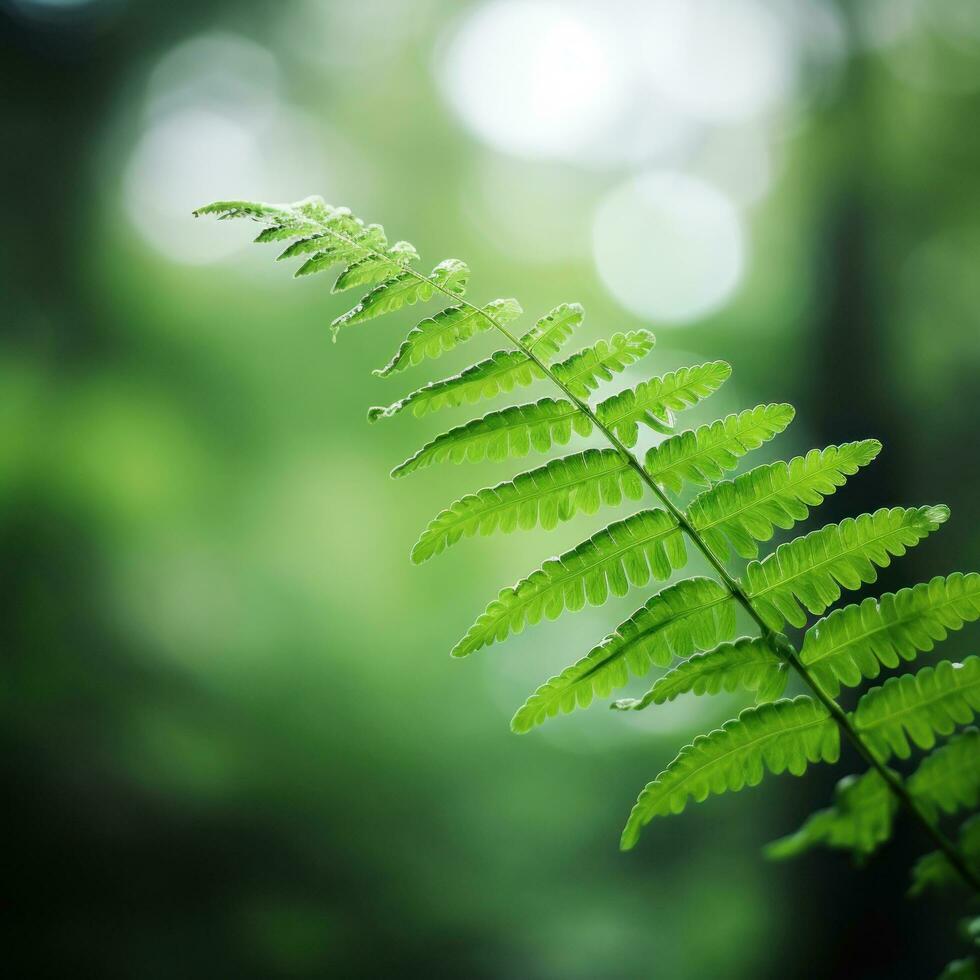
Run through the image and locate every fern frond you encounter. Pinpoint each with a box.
[511,578,736,732]
[373,297,523,378]
[368,349,540,421]
[687,441,882,560]
[551,331,656,398]
[852,657,980,761]
[452,509,685,658]
[517,303,584,361]
[764,769,897,860]
[332,258,469,336]
[909,815,980,897]
[800,573,980,696]
[391,398,590,478]
[621,696,840,850]
[411,449,642,563]
[644,404,795,494]
[937,958,980,980]
[595,361,732,447]
[195,198,423,298]
[614,636,786,711]
[743,505,951,630]
[908,728,980,820]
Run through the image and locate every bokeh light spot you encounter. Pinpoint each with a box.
[636,0,795,123]
[439,0,627,160]
[592,172,744,323]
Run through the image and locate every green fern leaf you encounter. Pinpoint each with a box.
[688,441,881,561]
[614,636,786,711]
[194,199,292,223]
[390,397,590,478]
[282,224,388,274]
[512,577,736,732]
[333,241,420,293]
[452,509,686,658]
[764,769,897,860]
[551,331,656,398]
[596,361,732,447]
[332,258,469,336]
[373,298,524,378]
[621,696,840,850]
[518,303,584,361]
[852,657,980,761]
[800,573,980,697]
[368,349,541,421]
[909,815,980,897]
[908,728,980,820]
[411,449,643,563]
[743,505,951,630]
[644,404,795,494]
[937,958,980,980]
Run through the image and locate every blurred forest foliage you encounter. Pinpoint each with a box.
[2,0,979,977]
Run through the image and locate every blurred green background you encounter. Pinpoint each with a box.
[3,1,979,977]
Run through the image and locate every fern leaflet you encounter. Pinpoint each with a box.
[743,506,950,629]
[552,331,656,397]
[909,816,980,897]
[908,728,980,820]
[765,769,897,861]
[512,577,736,732]
[452,509,685,658]
[800,573,980,696]
[644,403,795,494]
[614,636,787,711]
[411,449,642,563]
[391,398,590,478]
[687,440,882,560]
[595,361,731,446]
[621,697,840,849]
[852,658,980,761]
[374,297,523,378]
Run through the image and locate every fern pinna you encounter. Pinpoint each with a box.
[197,197,980,975]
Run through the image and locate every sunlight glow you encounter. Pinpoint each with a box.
[592,172,744,324]
[439,0,627,160]
[636,0,795,124]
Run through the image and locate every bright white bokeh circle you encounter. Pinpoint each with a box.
[592,172,745,324]
[635,0,795,123]
[439,0,628,159]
